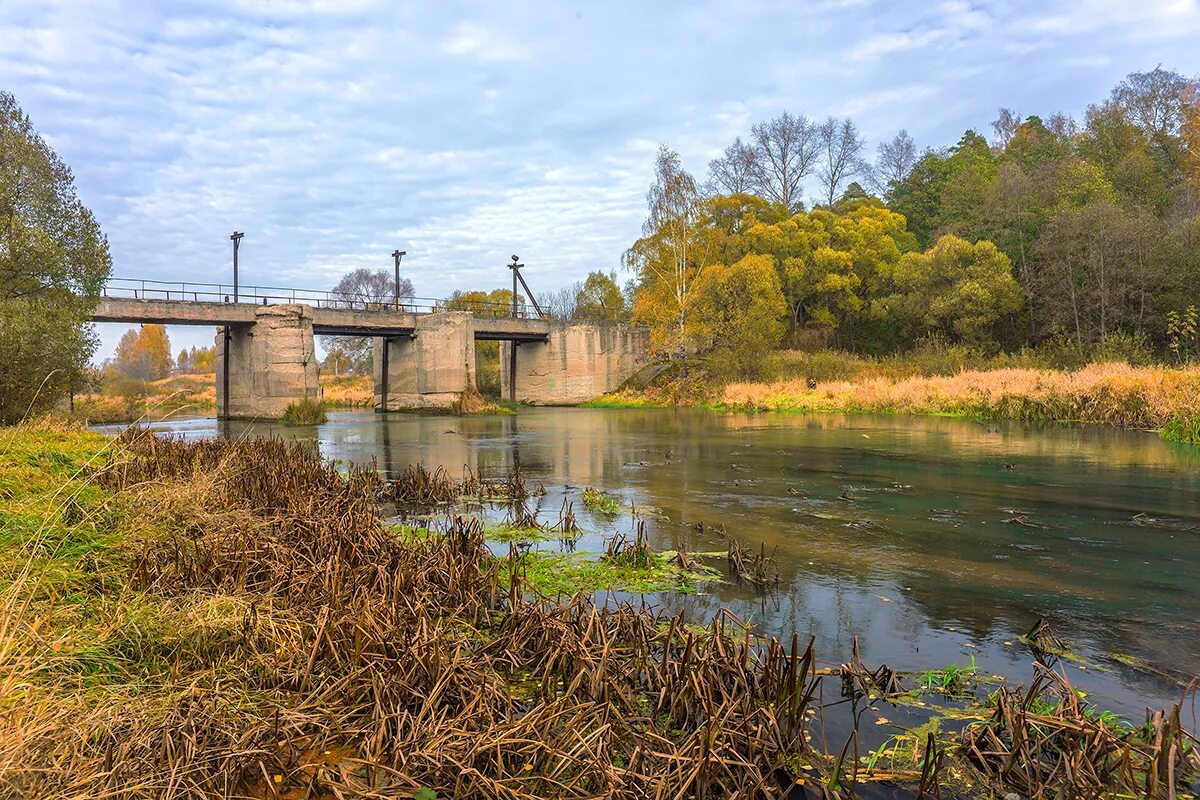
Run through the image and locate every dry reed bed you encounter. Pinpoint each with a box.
[723,363,1200,429]
[3,431,821,798]
[3,428,1197,799]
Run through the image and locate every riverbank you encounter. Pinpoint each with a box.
[594,360,1200,441]
[2,419,1197,798]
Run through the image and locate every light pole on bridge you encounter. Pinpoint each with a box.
[392,249,406,309]
[230,231,244,303]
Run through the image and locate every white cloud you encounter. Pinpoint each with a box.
[440,22,531,63]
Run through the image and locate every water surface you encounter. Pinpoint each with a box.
[103,408,1200,718]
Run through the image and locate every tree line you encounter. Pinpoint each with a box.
[627,67,1200,378]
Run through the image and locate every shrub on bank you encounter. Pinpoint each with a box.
[279,397,328,425]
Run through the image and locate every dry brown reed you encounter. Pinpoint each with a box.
[3,429,828,798]
[962,664,1200,799]
[727,539,781,589]
[381,462,543,505]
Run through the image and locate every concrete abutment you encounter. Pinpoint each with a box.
[499,322,648,405]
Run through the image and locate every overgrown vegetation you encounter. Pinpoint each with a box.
[72,372,217,422]
[2,421,1198,798]
[721,362,1200,430]
[279,396,328,425]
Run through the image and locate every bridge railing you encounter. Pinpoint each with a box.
[101,277,533,318]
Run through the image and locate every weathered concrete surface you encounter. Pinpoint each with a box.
[93,296,550,340]
[95,297,255,326]
[499,322,649,404]
[374,312,477,410]
[216,305,321,419]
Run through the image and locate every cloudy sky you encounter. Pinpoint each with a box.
[3,0,1199,359]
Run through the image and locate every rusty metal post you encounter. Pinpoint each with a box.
[508,342,518,402]
[380,337,389,412]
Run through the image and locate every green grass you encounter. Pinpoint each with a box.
[486,523,560,543]
[1161,413,1200,445]
[279,397,328,425]
[581,487,621,515]
[501,549,719,596]
[917,657,978,696]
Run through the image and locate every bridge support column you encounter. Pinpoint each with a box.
[374,311,477,410]
[215,304,320,419]
[500,322,647,404]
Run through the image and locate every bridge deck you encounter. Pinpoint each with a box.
[91,297,552,342]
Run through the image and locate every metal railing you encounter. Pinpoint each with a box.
[101,277,535,318]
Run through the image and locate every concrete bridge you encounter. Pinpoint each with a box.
[92,284,648,419]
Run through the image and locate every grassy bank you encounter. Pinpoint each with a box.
[73,372,377,423]
[72,372,217,421]
[721,362,1200,430]
[593,355,1200,438]
[320,373,373,407]
[2,421,1196,797]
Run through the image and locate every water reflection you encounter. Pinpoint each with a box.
[101,408,1200,716]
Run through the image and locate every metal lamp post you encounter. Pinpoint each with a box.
[230,231,244,302]
[392,249,406,309]
[223,231,244,420]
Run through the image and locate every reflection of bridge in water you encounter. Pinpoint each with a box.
[92,278,648,419]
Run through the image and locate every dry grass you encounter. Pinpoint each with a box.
[73,373,374,423]
[73,373,217,422]
[319,373,373,408]
[722,363,1200,429]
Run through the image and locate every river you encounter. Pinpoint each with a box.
[99,407,1200,721]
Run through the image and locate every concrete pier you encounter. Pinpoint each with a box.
[499,322,648,404]
[374,312,477,410]
[215,305,321,419]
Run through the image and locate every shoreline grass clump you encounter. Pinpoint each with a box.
[278,396,328,425]
[962,664,1199,799]
[1162,412,1200,445]
[382,463,544,506]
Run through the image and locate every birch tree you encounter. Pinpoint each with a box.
[627,145,705,373]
